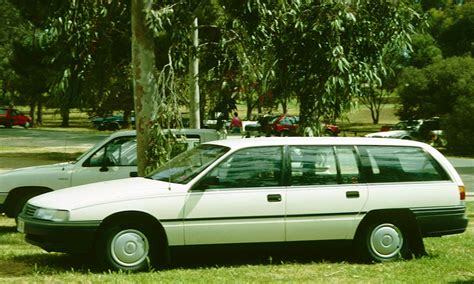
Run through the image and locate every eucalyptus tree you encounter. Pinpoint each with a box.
[206,1,421,131]
[264,1,420,133]
[11,0,133,127]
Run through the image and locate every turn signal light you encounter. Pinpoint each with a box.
[459,186,465,200]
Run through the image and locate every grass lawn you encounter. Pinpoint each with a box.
[0,203,472,283]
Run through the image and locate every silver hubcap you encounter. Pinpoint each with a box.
[110,229,149,267]
[369,223,403,259]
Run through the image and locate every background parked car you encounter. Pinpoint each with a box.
[91,115,135,131]
[0,107,32,128]
[0,129,220,219]
[246,114,340,137]
[367,118,445,145]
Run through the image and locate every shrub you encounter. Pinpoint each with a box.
[443,95,474,155]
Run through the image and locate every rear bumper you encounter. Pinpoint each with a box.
[412,206,468,237]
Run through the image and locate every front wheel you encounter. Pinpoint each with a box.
[357,220,411,262]
[97,223,156,272]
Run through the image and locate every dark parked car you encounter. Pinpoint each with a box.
[0,107,32,128]
[92,115,134,131]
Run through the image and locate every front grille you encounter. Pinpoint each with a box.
[23,204,39,218]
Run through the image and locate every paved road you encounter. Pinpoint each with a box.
[0,128,473,195]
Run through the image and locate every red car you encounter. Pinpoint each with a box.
[0,107,32,128]
[263,114,339,136]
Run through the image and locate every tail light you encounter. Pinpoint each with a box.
[459,186,465,200]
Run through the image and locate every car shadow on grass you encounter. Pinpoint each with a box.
[169,242,356,269]
[5,241,439,275]
[0,226,17,233]
[6,243,358,275]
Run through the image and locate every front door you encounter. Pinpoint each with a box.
[71,136,137,186]
[183,146,286,245]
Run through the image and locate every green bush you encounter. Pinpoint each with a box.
[443,95,474,155]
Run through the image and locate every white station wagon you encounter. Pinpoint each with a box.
[17,137,468,271]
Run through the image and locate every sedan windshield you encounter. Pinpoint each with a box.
[148,144,229,184]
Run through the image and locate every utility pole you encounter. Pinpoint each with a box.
[189,17,200,129]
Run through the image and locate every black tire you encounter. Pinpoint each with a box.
[356,218,411,262]
[107,123,119,131]
[12,192,40,221]
[96,222,157,272]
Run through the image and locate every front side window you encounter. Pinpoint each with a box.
[149,144,229,184]
[87,136,137,167]
[203,146,283,189]
[359,146,449,183]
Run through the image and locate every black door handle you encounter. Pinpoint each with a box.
[267,194,282,202]
[130,171,138,177]
[346,191,360,198]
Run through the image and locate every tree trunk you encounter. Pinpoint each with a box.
[60,106,70,127]
[29,103,35,128]
[131,0,157,176]
[37,102,43,126]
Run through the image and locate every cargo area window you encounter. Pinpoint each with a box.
[359,146,449,183]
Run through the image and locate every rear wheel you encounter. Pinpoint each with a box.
[357,219,411,262]
[97,222,157,272]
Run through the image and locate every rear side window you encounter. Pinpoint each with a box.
[359,146,449,183]
[289,146,338,186]
[289,146,361,185]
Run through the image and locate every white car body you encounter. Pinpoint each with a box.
[0,129,220,218]
[18,137,468,271]
[365,130,412,139]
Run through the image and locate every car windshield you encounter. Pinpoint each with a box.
[148,144,229,184]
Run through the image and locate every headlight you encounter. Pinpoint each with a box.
[34,208,70,222]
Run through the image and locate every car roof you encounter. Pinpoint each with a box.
[205,136,428,149]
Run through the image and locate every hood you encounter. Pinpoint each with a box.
[28,177,185,211]
[0,162,71,175]
[365,130,410,138]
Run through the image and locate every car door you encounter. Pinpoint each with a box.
[285,145,368,241]
[70,136,138,186]
[183,146,286,245]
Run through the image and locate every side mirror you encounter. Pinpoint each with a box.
[100,157,113,172]
[192,176,220,191]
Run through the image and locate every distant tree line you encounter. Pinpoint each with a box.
[396,1,474,154]
[0,0,472,157]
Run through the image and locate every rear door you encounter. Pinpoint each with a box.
[285,145,368,241]
[183,146,286,245]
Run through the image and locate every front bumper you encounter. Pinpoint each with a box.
[412,205,468,237]
[17,214,101,254]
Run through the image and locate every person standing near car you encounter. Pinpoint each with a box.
[230,112,242,133]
